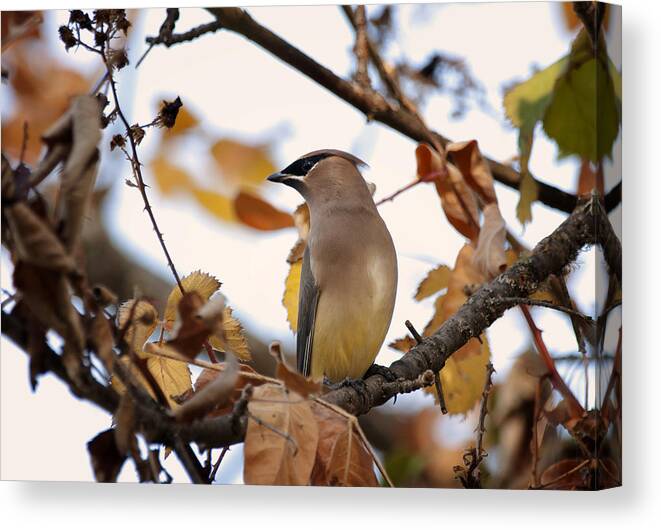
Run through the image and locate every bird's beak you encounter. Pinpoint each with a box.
[267,172,288,183]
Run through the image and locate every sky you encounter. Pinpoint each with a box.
[1,2,622,484]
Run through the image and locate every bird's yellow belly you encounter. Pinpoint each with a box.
[309,268,394,382]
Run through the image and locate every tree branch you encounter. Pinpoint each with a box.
[201,7,578,214]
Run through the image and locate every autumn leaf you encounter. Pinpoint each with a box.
[421,245,491,414]
[437,338,491,415]
[146,354,193,409]
[191,187,237,223]
[244,384,319,485]
[310,402,378,487]
[271,342,322,397]
[473,203,507,279]
[516,171,538,226]
[164,271,221,330]
[233,191,294,231]
[117,299,159,357]
[2,44,89,163]
[283,260,302,332]
[87,429,127,483]
[414,264,451,301]
[447,140,497,204]
[5,202,77,273]
[211,138,276,187]
[167,291,214,359]
[416,144,480,241]
[208,306,252,361]
[150,156,193,196]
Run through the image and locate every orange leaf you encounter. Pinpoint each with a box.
[447,140,498,204]
[416,144,480,241]
[150,156,193,196]
[211,139,276,186]
[234,191,294,231]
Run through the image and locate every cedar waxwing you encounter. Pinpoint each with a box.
[268,149,398,382]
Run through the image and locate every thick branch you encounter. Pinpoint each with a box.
[204,7,578,214]
[2,195,620,453]
[323,196,615,415]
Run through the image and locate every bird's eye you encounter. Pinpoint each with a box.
[282,154,327,177]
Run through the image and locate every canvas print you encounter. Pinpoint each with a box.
[0,2,621,489]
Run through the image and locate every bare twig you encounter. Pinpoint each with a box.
[454,362,495,488]
[501,297,593,323]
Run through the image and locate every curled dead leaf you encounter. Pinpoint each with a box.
[473,203,507,279]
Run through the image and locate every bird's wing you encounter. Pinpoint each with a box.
[296,245,320,377]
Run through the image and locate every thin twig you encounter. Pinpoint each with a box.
[99,42,184,293]
[501,297,593,322]
[519,304,584,418]
[405,319,447,414]
[209,446,230,482]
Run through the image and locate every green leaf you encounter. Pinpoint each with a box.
[542,55,620,162]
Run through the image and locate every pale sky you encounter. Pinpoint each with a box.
[1,2,621,483]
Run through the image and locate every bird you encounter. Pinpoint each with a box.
[267,149,398,383]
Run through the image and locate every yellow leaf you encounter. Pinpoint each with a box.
[283,260,302,332]
[211,139,276,187]
[164,271,221,330]
[146,354,193,409]
[437,337,491,414]
[150,156,193,196]
[414,265,451,301]
[117,300,159,357]
[191,187,237,223]
[244,384,319,485]
[111,354,192,410]
[516,171,538,226]
[208,306,252,361]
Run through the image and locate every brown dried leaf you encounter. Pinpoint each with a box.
[58,95,102,252]
[310,402,378,487]
[113,393,135,456]
[13,263,84,353]
[473,203,507,279]
[244,384,318,485]
[447,140,497,204]
[271,342,322,398]
[89,311,115,373]
[193,363,264,417]
[173,353,239,422]
[416,144,479,240]
[146,354,193,409]
[5,202,76,272]
[234,191,294,231]
[167,291,212,359]
[414,264,451,301]
[540,458,589,489]
[87,429,127,483]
